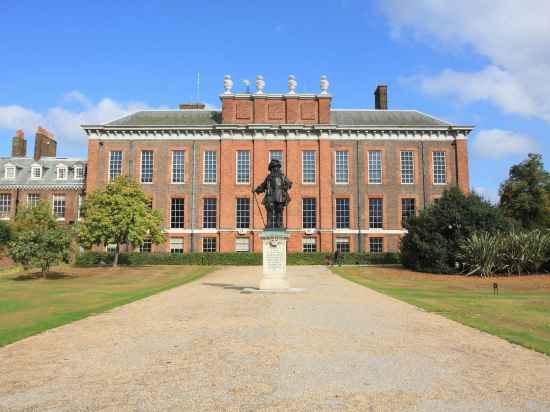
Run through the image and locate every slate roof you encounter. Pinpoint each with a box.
[0,157,86,190]
[102,109,457,128]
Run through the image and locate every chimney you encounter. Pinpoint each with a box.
[179,102,206,110]
[11,130,27,157]
[34,126,57,160]
[374,85,388,110]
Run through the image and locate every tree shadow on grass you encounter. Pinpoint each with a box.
[12,271,76,281]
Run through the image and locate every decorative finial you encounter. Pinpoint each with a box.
[288,75,297,94]
[223,75,233,94]
[255,75,265,94]
[320,75,329,95]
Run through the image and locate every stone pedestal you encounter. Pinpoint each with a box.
[259,230,289,290]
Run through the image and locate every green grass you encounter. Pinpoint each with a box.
[0,265,214,347]
[333,266,550,356]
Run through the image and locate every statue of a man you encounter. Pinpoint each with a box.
[254,159,292,229]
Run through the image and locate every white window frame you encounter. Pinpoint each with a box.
[4,164,15,180]
[27,193,40,208]
[108,151,123,181]
[31,164,42,179]
[432,151,447,185]
[140,150,154,184]
[203,151,217,184]
[335,237,350,253]
[52,194,66,220]
[171,150,185,184]
[302,237,317,253]
[170,238,184,253]
[74,165,84,180]
[236,198,250,229]
[236,150,251,184]
[0,193,11,218]
[302,151,316,184]
[368,151,382,184]
[400,151,415,185]
[235,237,250,252]
[335,151,349,184]
[203,237,217,252]
[56,164,68,180]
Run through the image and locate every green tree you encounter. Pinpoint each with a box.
[400,187,510,274]
[8,201,72,277]
[79,176,165,266]
[499,153,550,229]
[0,220,11,251]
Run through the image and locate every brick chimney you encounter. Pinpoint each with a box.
[374,85,388,110]
[11,130,27,157]
[34,126,57,160]
[179,103,206,110]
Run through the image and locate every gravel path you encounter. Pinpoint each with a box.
[1,265,550,411]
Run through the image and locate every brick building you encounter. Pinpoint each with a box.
[0,128,86,223]
[82,76,472,254]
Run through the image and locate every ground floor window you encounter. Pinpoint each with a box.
[0,193,11,218]
[140,238,152,253]
[302,237,317,253]
[235,237,250,252]
[335,237,350,253]
[106,244,117,254]
[170,238,184,253]
[27,193,40,208]
[203,237,217,252]
[369,237,384,253]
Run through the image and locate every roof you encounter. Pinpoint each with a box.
[0,157,86,190]
[101,108,457,128]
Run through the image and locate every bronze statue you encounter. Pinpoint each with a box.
[254,159,292,229]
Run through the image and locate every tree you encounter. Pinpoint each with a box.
[499,153,550,229]
[8,201,72,277]
[0,220,11,252]
[400,187,510,274]
[78,176,165,266]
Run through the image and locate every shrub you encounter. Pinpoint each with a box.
[457,232,502,276]
[400,187,510,274]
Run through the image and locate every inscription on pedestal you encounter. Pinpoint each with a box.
[264,239,284,273]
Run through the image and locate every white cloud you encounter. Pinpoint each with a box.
[0,93,151,149]
[380,0,550,122]
[473,129,538,159]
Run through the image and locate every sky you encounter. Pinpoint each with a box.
[1,0,549,202]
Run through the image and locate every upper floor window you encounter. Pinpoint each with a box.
[369,198,383,229]
[203,151,217,184]
[432,151,447,184]
[56,165,68,180]
[4,165,15,180]
[368,151,382,184]
[172,150,185,183]
[236,198,250,229]
[109,151,123,181]
[400,151,415,184]
[335,198,350,229]
[401,198,416,226]
[31,164,42,179]
[52,194,66,219]
[171,198,185,228]
[0,193,11,218]
[269,150,283,167]
[302,151,316,184]
[203,198,217,228]
[74,165,84,180]
[140,150,154,183]
[302,198,317,229]
[335,151,349,184]
[236,150,250,184]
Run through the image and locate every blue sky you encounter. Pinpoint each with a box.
[1,0,548,201]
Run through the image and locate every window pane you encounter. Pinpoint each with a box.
[433,151,447,184]
[400,151,414,184]
[0,194,11,217]
[171,198,185,228]
[236,198,250,229]
[204,151,217,183]
[5,167,15,179]
[203,237,217,252]
[172,150,185,183]
[27,193,40,208]
[368,151,382,184]
[335,198,350,228]
[401,198,416,226]
[170,238,184,253]
[31,166,42,179]
[109,151,122,181]
[203,198,217,228]
[302,151,316,183]
[75,166,84,179]
[335,151,349,184]
[140,238,152,253]
[53,194,66,218]
[236,150,250,184]
[57,167,67,180]
[140,150,154,183]
[302,198,316,229]
[369,198,383,229]
[335,238,350,253]
[302,237,317,252]
[235,237,250,252]
[369,237,384,253]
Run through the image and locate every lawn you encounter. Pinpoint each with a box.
[333,266,550,356]
[0,265,214,347]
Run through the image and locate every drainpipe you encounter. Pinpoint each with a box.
[420,140,427,208]
[449,126,460,189]
[356,139,362,252]
[190,141,197,252]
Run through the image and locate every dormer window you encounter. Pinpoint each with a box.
[4,164,15,180]
[74,165,84,180]
[31,164,42,179]
[56,165,68,180]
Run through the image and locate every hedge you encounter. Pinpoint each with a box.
[74,251,401,267]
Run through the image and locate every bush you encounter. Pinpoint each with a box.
[400,187,510,274]
[75,251,401,267]
[457,232,502,276]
